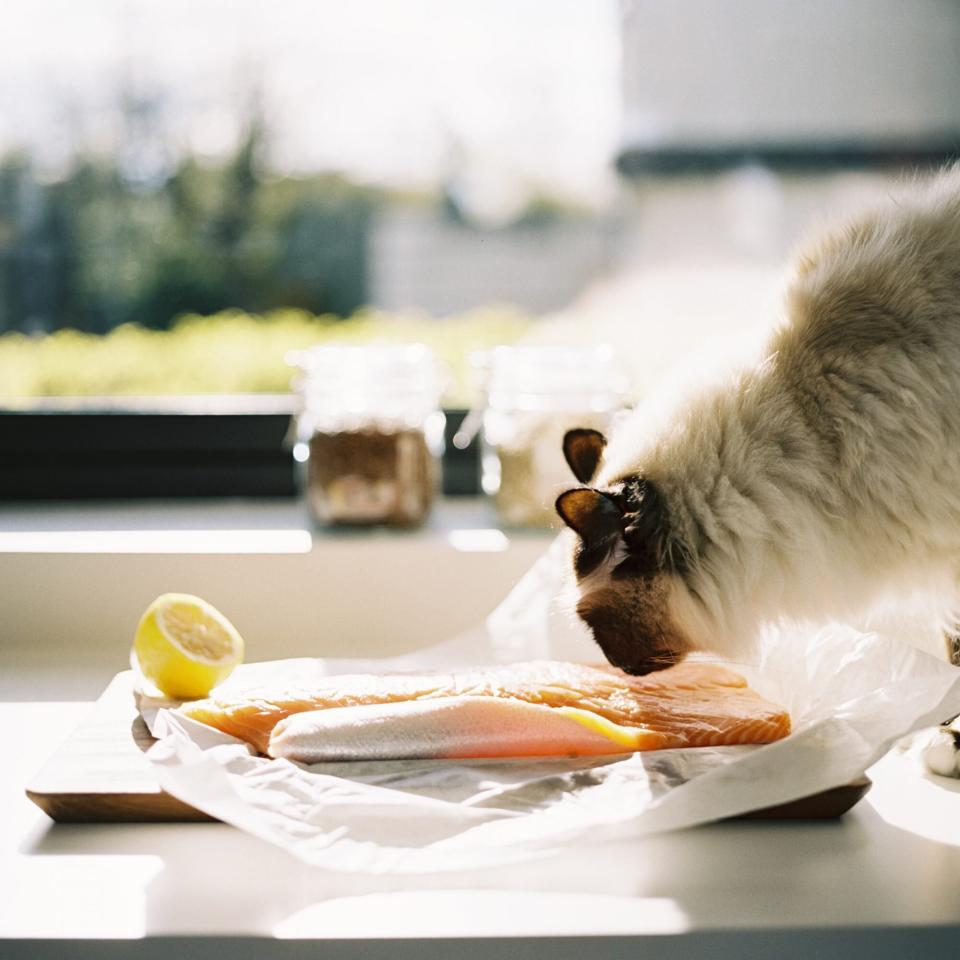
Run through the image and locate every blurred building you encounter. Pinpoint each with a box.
[619,0,960,169]
[369,206,616,315]
[612,0,960,263]
[549,0,960,396]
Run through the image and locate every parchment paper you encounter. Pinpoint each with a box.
[141,536,960,873]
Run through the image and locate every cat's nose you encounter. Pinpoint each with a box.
[593,632,681,676]
[623,659,674,676]
[576,600,685,675]
[609,651,679,676]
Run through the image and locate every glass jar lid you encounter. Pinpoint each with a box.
[288,342,445,429]
[484,344,629,412]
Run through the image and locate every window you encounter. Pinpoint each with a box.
[1,0,956,503]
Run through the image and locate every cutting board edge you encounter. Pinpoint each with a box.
[26,785,214,823]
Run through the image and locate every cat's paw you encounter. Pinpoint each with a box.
[911,718,960,778]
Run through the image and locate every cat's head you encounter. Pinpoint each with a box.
[555,428,697,675]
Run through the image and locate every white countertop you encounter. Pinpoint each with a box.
[3,699,959,958]
[2,499,959,956]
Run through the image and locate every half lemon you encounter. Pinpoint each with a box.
[133,593,244,699]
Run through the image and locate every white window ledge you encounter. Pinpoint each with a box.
[0,498,553,700]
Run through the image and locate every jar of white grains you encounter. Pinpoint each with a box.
[476,345,629,528]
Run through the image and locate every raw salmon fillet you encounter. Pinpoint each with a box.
[177,660,791,762]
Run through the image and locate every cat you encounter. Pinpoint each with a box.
[555,165,960,776]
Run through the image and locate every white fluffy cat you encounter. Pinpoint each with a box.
[555,165,960,775]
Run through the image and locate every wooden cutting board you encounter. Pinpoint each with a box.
[26,671,213,822]
[26,671,871,823]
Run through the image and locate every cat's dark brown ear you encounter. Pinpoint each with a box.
[562,428,607,484]
[555,488,622,541]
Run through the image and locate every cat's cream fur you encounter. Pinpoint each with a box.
[581,166,960,668]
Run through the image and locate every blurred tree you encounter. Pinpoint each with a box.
[0,119,380,334]
[271,175,373,317]
[0,153,79,334]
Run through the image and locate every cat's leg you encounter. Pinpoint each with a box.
[915,623,960,777]
[915,716,960,778]
[946,626,960,667]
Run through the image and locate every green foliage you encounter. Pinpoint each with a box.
[0,128,379,334]
[0,306,533,406]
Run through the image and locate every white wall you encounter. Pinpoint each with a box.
[370,209,613,315]
[621,0,960,147]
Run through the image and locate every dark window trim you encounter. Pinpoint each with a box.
[0,400,480,500]
[616,140,960,177]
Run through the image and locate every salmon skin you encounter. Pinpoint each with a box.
[177,660,791,762]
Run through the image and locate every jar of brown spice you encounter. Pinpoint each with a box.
[289,343,445,527]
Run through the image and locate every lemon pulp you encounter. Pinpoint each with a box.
[133,593,244,699]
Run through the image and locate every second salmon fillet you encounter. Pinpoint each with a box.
[177,660,791,762]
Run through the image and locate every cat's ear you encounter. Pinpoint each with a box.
[555,488,622,541]
[562,428,607,484]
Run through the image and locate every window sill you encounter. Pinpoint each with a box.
[0,497,554,700]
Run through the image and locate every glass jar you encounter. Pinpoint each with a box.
[289,343,445,527]
[480,345,629,528]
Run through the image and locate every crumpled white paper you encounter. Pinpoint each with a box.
[142,537,960,873]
